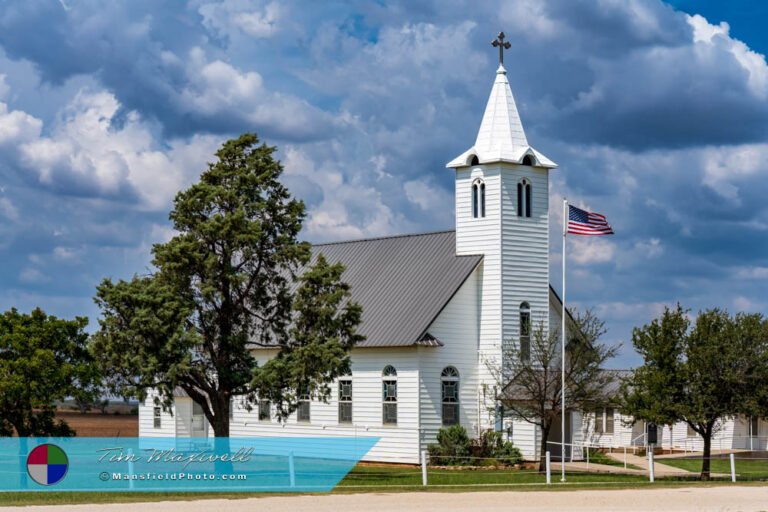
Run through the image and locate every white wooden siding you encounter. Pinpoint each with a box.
[138,390,176,437]
[228,348,422,463]
[455,166,502,433]
[500,164,550,366]
[418,266,481,447]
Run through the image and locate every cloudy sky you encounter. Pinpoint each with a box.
[0,0,766,367]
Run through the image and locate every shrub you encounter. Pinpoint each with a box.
[428,426,524,466]
[472,429,524,466]
[494,440,524,466]
[428,424,471,465]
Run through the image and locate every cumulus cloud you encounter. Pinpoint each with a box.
[282,145,412,241]
[0,100,42,147]
[17,88,221,209]
[0,0,767,368]
[197,0,282,39]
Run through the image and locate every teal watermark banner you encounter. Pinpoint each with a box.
[0,437,379,492]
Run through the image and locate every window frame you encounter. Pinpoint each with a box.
[339,378,353,424]
[382,366,398,425]
[153,406,162,429]
[441,366,460,427]
[519,302,531,362]
[258,400,271,422]
[297,392,311,423]
[472,179,486,219]
[517,179,531,218]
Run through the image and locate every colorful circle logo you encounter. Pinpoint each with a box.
[27,444,69,486]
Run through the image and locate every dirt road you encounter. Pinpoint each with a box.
[7,486,768,512]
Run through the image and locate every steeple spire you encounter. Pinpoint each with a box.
[447,33,556,169]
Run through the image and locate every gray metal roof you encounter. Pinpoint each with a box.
[309,230,482,348]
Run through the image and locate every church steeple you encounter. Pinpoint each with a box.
[447,52,556,169]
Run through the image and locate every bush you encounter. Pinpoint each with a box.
[428,426,524,466]
[472,429,524,466]
[494,440,524,466]
[427,424,471,465]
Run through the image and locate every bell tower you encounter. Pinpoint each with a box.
[446,32,558,430]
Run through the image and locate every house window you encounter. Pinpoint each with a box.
[596,408,614,434]
[192,401,205,432]
[519,302,531,362]
[517,179,531,218]
[339,379,353,424]
[153,406,161,429]
[441,366,460,426]
[687,424,697,437]
[382,365,398,425]
[472,179,486,219]
[229,398,234,420]
[297,391,311,422]
[258,400,271,421]
[751,417,760,437]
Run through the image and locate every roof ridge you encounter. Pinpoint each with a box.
[310,229,455,247]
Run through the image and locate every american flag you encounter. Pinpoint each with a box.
[567,205,614,236]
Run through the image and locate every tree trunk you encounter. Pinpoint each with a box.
[701,432,712,481]
[210,399,231,438]
[538,424,551,472]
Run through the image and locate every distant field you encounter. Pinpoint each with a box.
[55,412,138,437]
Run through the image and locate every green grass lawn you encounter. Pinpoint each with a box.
[0,464,761,507]
[659,457,768,479]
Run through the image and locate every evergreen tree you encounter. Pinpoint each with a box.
[92,133,363,437]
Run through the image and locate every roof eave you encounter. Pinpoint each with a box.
[447,147,558,169]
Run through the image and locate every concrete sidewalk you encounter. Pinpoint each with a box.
[604,452,692,476]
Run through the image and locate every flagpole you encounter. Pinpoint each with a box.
[561,198,567,482]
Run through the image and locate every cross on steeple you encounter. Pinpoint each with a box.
[491,32,511,65]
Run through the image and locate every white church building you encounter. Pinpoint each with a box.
[139,53,765,463]
[140,58,569,463]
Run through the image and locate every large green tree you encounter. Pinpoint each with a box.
[0,308,99,436]
[92,133,363,437]
[621,305,768,480]
[489,309,618,471]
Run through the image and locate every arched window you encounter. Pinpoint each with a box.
[522,154,534,166]
[480,182,486,217]
[470,155,479,166]
[441,366,460,426]
[519,302,531,362]
[517,179,531,218]
[472,179,486,219]
[382,366,398,424]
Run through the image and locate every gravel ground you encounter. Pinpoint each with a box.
[5,486,768,512]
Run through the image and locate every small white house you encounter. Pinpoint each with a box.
[584,409,768,454]
[140,59,586,463]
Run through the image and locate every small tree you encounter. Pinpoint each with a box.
[622,305,768,480]
[0,308,99,436]
[488,309,617,471]
[92,134,363,437]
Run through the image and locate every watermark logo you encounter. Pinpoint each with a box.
[27,444,69,486]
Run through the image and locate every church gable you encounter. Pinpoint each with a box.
[310,231,482,348]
